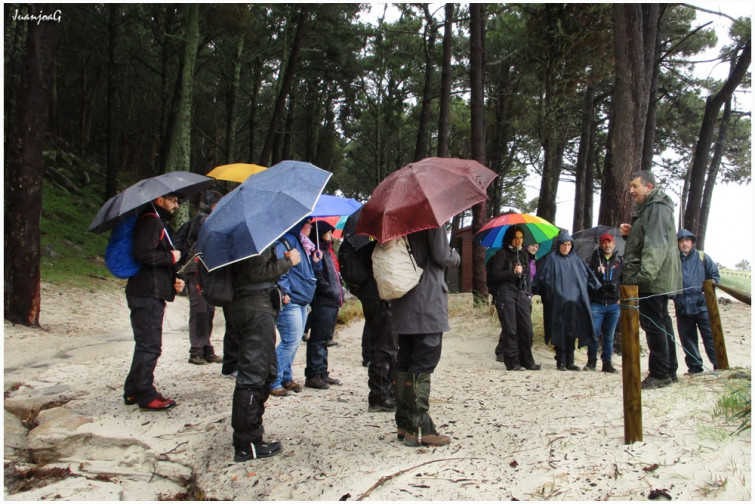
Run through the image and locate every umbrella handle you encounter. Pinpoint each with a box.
[151,202,175,250]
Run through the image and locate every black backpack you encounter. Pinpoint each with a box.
[197,237,292,307]
[338,237,374,295]
[197,261,234,307]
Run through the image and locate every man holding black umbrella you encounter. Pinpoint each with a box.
[123,193,185,411]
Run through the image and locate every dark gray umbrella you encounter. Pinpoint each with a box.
[572,225,625,261]
[342,207,372,250]
[88,171,213,233]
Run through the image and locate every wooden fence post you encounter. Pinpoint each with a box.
[704,279,729,370]
[620,285,642,444]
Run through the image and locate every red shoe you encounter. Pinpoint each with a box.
[140,396,176,411]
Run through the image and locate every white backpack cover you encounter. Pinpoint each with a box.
[371,236,424,300]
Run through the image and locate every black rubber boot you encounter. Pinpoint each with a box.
[232,387,266,457]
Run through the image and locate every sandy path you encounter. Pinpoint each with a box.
[3,282,751,500]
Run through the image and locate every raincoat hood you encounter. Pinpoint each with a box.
[677,228,696,242]
[310,221,336,242]
[289,217,313,236]
[555,230,574,251]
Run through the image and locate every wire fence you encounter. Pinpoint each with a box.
[619,285,750,405]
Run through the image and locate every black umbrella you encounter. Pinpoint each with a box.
[88,171,213,233]
[342,207,372,250]
[572,225,625,261]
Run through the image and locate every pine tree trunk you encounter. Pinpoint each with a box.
[469,4,488,305]
[259,6,309,166]
[5,4,58,325]
[698,96,732,251]
[436,3,454,158]
[413,5,436,162]
[165,3,200,174]
[683,40,750,236]
[225,32,245,163]
[573,86,595,233]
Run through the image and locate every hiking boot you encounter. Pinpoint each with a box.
[557,364,567,371]
[326,341,339,347]
[567,364,581,371]
[403,429,451,447]
[368,401,396,413]
[685,369,704,376]
[495,355,505,363]
[509,365,525,371]
[583,358,597,371]
[641,376,673,390]
[270,387,289,397]
[128,392,167,406]
[234,441,282,461]
[526,364,542,370]
[188,356,207,365]
[204,354,223,364]
[304,376,330,389]
[602,361,617,373]
[283,380,302,393]
[322,375,341,386]
[140,396,176,411]
[670,374,679,383]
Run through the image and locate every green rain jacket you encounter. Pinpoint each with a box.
[623,188,682,294]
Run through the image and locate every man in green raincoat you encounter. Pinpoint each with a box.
[620,170,682,390]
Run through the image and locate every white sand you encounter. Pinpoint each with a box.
[3,281,751,500]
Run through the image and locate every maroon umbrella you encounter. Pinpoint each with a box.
[355,157,497,242]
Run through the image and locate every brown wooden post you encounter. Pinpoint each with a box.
[703,279,729,370]
[620,285,642,444]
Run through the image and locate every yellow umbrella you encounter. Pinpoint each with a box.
[206,163,267,183]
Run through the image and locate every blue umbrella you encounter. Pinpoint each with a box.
[310,194,362,217]
[196,160,332,271]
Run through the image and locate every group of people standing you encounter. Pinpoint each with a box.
[486,170,720,391]
[487,226,622,374]
[119,170,721,463]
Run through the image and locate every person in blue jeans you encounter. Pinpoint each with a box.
[673,229,720,374]
[270,218,322,397]
[584,233,623,373]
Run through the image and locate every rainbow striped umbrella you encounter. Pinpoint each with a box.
[313,215,349,239]
[475,213,559,250]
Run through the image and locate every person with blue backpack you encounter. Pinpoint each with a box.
[123,192,185,411]
[269,218,323,397]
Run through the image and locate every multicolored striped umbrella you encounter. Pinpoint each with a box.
[475,213,559,250]
[313,215,349,239]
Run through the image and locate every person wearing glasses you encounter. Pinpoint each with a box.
[123,192,185,411]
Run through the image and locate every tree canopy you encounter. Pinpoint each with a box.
[4,3,751,324]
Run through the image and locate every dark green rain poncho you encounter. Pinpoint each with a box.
[532,230,602,349]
